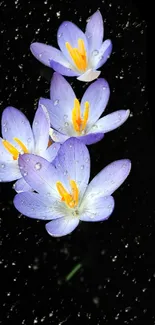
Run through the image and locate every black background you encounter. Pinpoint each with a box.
[0,0,153,324]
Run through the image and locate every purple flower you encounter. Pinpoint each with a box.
[39,73,130,145]
[30,10,112,82]
[0,104,60,192]
[14,138,131,237]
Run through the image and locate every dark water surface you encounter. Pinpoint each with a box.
[0,0,152,324]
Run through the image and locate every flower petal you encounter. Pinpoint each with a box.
[57,21,88,67]
[47,73,76,133]
[49,128,69,143]
[90,110,130,133]
[41,142,61,162]
[14,177,33,193]
[0,137,13,161]
[13,192,57,220]
[54,137,90,201]
[50,60,79,76]
[81,78,110,129]
[91,40,112,69]
[85,10,103,54]
[85,159,131,198]
[0,160,21,182]
[30,42,70,68]
[80,195,114,222]
[32,103,50,154]
[18,153,59,197]
[77,69,101,82]
[45,217,79,237]
[2,107,34,152]
[76,133,104,145]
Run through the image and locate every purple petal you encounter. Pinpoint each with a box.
[55,137,90,202]
[45,217,79,237]
[0,160,21,182]
[0,137,13,161]
[18,153,59,197]
[81,78,110,129]
[77,69,101,82]
[80,196,114,222]
[2,107,34,152]
[57,21,88,67]
[50,60,79,76]
[14,177,33,193]
[76,133,104,145]
[14,192,57,220]
[49,128,69,143]
[90,110,130,133]
[85,159,131,198]
[30,42,70,68]
[85,10,104,54]
[47,73,75,133]
[32,104,50,153]
[91,40,112,69]
[41,142,61,162]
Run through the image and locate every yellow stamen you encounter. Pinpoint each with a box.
[56,180,79,208]
[72,99,90,134]
[2,140,19,160]
[65,38,87,71]
[2,137,29,160]
[13,137,29,153]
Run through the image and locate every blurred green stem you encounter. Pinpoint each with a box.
[65,263,82,281]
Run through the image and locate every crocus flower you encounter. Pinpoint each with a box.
[14,138,131,237]
[30,10,112,82]
[0,104,60,192]
[39,73,130,145]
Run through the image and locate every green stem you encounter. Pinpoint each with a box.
[65,263,82,281]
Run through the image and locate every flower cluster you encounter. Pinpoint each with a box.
[1,11,131,237]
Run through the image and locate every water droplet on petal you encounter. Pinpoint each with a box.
[65,122,69,126]
[69,145,72,148]
[27,138,31,143]
[23,171,28,176]
[58,33,63,38]
[63,115,68,119]
[4,127,8,132]
[54,99,59,106]
[39,53,43,58]
[34,121,38,126]
[63,170,68,176]
[3,122,7,127]
[1,163,5,168]
[102,86,107,90]
[21,200,25,204]
[92,124,98,129]
[87,33,92,39]
[85,158,89,163]
[81,165,84,170]
[19,165,23,170]
[64,23,68,27]
[26,158,30,162]
[35,162,42,170]
[92,50,99,56]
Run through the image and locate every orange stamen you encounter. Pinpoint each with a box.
[72,99,89,134]
[65,38,87,71]
[56,180,79,208]
[2,137,29,160]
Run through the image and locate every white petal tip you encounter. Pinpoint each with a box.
[77,69,101,82]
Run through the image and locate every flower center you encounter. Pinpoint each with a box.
[65,38,87,72]
[72,98,89,134]
[2,137,29,160]
[56,180,79,208]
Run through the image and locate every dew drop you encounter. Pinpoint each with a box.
[39,53,43,58]
[69,144,72,148]
[63,114,68,119]
[58,33,63,38]
[34,121,38,126]
[1,163,5,168]
[87,33,92,39]
[4,127,8,132]
[19,165,23,170]
[92,50,99,56]
[23,171,28,176]
[102,86,107,90]
[63,170,68,176]
[92,124,98,129]
[54,99,59,106]
[27,138,31,143]
[35,162,42,170]
[65,122,69,126]
[81,165,84,170]
[3,122,7,127]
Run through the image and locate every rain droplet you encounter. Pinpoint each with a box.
[122,163,127,169]
[1,163,5,168]
[23,171,28,176]
[40,103,47,110]
[85,158,89,163]
[63,170,68,176]
[69,144,72,148]
[92,50,99,56]
[34,121,38,126]
[64,23,68,27]
[21,200,25,204]
[3,122,7,127]
[26,158,30,162]
[54,99,59,106]
[103,86,107,90]
[4,127,8,132]
[63,114,68,119]
[81,130,85,135]
[65,122,69,126]
[58,33,63,38]
[81,165,84,170]
[39,53,43,58]
[27,138,31,143]
[92,124,98,129]
[19,165,23,170]
[35,162,42,170]
[87,33,92,39]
